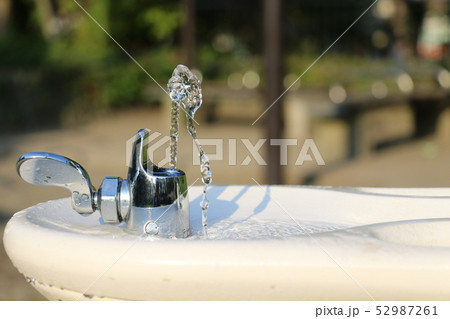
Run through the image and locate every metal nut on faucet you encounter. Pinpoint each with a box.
[98,177,131,224]
[118,179,131,221]
[98,177,122,224]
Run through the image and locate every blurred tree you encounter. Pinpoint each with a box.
[0,0,437,132]
[182,0,195,67]
[42,0,110,64]
[0,0,11,38]
[0,0,46,66]
[109,0,182,50]
[142,5,182,41]
[34,0,55,39]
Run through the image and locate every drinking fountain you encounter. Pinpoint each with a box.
[4,65,450,301]
[16,129,189,238]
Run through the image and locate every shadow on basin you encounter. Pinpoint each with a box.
[190,185,271,233]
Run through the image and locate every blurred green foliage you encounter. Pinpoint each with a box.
[0,0,447,132]
[0,0,183,131]
[141,6,183,41]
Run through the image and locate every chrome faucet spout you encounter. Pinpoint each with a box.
[16,128,190,238]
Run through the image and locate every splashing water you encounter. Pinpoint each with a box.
[168,92,179,169]
[168,65,212,236]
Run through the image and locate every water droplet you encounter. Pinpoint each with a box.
[73,191,81,206]
[168,64,202,115]
[144,221,159,235]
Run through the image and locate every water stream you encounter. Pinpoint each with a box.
[168,65,212,237]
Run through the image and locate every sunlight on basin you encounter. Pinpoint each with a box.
[370,219,450,248]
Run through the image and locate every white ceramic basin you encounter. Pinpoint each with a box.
[4,185,450,300]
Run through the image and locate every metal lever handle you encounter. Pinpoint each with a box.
[17,152,96,215]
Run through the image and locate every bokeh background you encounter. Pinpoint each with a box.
[0,0,449,300]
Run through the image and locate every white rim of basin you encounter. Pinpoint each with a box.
[4,185,450,300]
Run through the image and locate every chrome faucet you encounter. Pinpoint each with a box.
[16,129,190,238]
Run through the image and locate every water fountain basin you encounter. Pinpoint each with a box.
[369,219,450,248]
[4,185,450,300]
